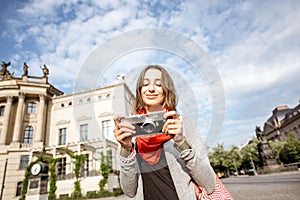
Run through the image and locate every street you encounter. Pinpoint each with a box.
[223,171,300,200]
[94,171,300,200]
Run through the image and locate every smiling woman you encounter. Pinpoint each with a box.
[112,65,228,200]
[135,66,176,112]
[141,69,165,109]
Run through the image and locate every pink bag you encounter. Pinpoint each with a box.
[195,175,234,200]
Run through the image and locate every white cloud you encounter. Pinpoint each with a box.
[1,0,299,148]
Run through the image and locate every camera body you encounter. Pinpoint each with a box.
[120,111,166,136]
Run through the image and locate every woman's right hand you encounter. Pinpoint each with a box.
[113,115,136,150]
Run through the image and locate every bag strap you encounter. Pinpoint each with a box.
[195,175,234,200]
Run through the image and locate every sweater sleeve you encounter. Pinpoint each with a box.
[178,117,216,194]
[179,147,216,194]
[119,150,139,198]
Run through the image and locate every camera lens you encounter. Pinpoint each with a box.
[142,120,156,133]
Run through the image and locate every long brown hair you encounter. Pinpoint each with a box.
[133,65,177,112]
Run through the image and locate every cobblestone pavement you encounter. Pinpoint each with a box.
[92,171,300,200]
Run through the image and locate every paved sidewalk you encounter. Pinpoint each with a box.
[92,171,300,200]
[92,194,129,200]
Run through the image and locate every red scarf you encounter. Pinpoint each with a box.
[135,107,171,165]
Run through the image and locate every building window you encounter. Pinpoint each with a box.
[293,127,298,134]
[16,181,23,196]
[98,95,102,100]
[24,126,34,144]
[27,102,37,114]
[106,93,111,98]
[80,124,88,141]
[19,155,29,169]
[102,120,112,139]
[285,132,289,137]
[57,157,66,176]
[0,105,5,116]
[58,128,67,145]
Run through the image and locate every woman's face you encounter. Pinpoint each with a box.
[141,68,165,109]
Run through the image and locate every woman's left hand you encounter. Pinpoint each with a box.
[162,111,184,145]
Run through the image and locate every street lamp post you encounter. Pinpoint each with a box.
[249,153,258,176]
[233,159,239,176]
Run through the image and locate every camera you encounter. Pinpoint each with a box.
[120,111,167,136]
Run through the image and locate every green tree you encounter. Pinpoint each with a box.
[209,144,243,176]
[279,132,300,164]
[269,140,285,162]
[209,144,231,176]
[239,138,260,171]
[227,146,242,174]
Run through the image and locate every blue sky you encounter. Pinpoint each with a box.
[1,0,299,149]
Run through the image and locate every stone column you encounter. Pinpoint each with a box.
[35,95,46,142]
[0,96,13,145]
[12,93,26,143]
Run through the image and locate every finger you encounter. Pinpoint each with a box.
[164,119,177,127]
[162,122,168,133]
[113,114,124,123]
[114,128,133,139]
[114,128,122,137]
[166,128,182,135]
[120,127,136,134]
[114,128,135,138]
[113,114,124,127]
[165,121,182,134]
[164,111,179,119]
[119,122,135,130]
[165,122,180,130]
[166,124,180,130]
[162,118,177,133]
[117,132,133,141]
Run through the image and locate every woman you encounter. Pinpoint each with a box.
[114,65,216,200]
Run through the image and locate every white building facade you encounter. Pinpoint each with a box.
[0,62,134,199]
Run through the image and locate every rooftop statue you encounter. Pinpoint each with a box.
[0,61,12,80]
[255,126,264,141]
[42,64,49,77]
[23,62,29,76]
[1,61,11,74]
